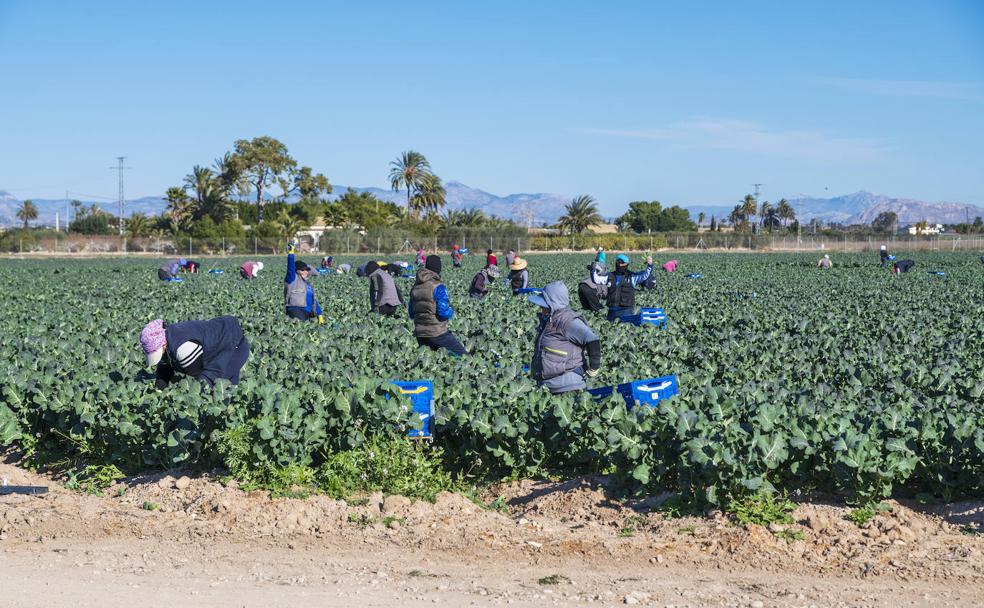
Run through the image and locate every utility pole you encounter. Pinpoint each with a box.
[110,157,131,235]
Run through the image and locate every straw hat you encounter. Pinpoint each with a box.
[509,257,527,271]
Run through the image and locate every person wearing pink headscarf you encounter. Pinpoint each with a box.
[661,260,678,273]
[139,317,250,389]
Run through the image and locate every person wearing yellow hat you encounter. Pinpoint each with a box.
[508,257,529,295]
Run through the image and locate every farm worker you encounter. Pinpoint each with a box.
[508,257,530,294]
[577,261,608,312]
[468,264,501,299]
[879,245,890,268]
[364,261,404,316]
[284,243,324,324]
[321,256,333,270]
[356,263,369,278]
[387,261,411,276]
[409,255,467,356]
[486,249,497,267]
[239,260,264,279]
[181,260,201,273]
[528,281,601,394]
[415,246,427,267]
[139,316,250,389]
[595,247,606,265]
[980,255,984,265]
[662,260,678,273]
[818,254,832,269]
[505,249,517,267]
[452,245,463,269]
[893,259,915,274]
[336,263,352,274]
[606,254,654,322]
[158,259,183,280]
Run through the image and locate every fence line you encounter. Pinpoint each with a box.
[4,232,984,256]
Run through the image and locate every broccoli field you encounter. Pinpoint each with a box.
[1,252,982,506]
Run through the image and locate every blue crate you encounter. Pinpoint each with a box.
[515,287,543,295]
[208,269,224,275]
[390,380,434,439]
[316,268,331,274]
[588,375,679,410]
[685,273,703,279]
[401,274,416,279]
[621,307,667,328]
[161,277,183,282]
[928,271,945,276]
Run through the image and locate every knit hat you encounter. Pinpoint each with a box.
[425,254,442,274]
[365,261,380,276]
[616,254,630,265]
[486,266,501,279]
[178,258,187,266]
[175,340,204,372]
[295,260,310,272]
[509,257,527,271]
[255,261,264,272]
[140,319,167,367]
[880,245,886,251]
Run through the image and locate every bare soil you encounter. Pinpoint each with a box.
[2,462,982,607]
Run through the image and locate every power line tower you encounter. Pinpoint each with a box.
[753,183,763,201]
[110,156,132,235]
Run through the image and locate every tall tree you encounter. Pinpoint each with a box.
[184,165,216,206]
[126,213,152,237]
[741,194,757,230]
[411,172,446,216]
[389,150,432,217]
[230,136,297,221]
[775,198,795,227]
[281,166,332,201]
[871,211,898,234]
[165,186,195,232]
[698,212,705,227]
[16,200,38,228]
[557,195,603,235]
[728,204,745,229]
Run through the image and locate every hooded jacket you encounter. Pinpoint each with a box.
[160,260,181,278]
[369,267,404,311]
[409,268,453,337]
[155,316,250,387]
[531,281,601,394]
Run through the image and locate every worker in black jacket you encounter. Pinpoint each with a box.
[139,316,250,389]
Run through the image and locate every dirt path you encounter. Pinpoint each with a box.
[2,462,983,607]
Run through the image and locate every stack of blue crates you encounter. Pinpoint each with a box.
[621,307,667,328]
[390,380,434,439]
[515,287,543,295]
[208,269,224,275]
[587,375,679,410]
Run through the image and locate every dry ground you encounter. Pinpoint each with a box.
[2,461,982,608]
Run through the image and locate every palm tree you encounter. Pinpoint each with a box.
[557,195,603,235]
[16,200,38,228]
[741,194,757,230]
[126,213,151,237]
[728,204,745,229]
[776,198,795,228]
[184,165,216,205]
[411,172,446,217]
[389,151,432,217]
[276,210,305,241]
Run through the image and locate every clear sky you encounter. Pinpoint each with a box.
[1,0,982,214]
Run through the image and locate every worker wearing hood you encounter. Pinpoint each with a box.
[529,281,601,394]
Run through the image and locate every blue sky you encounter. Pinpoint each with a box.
[1,0,982,214]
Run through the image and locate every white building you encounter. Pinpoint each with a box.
[907,223,944,235]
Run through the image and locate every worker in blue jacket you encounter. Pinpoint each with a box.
[284,243,324,323]
[139,316,250,389]
[409,255,466,355]
[606,254,654,322]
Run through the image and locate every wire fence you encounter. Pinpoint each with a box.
[3,231,984,255]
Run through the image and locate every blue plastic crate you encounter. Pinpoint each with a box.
[316,268,331,274]
[390,380,434,439]
[515,287,543,295]
[928,271,945,276]
[685,273,703,279]
[401,273,416,279]
[588,375,679,410]
[622,307,667,328]
[161,277,183,282]
[208,269,224,275]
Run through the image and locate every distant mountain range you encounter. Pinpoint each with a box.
[1,186,981,229]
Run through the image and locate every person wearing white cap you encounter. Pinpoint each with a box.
[818,254,832,269]
[139,316,250,389]
[879,245,890,268]
[239,260,264,279]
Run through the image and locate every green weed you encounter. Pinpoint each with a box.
[728,492,796,527]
